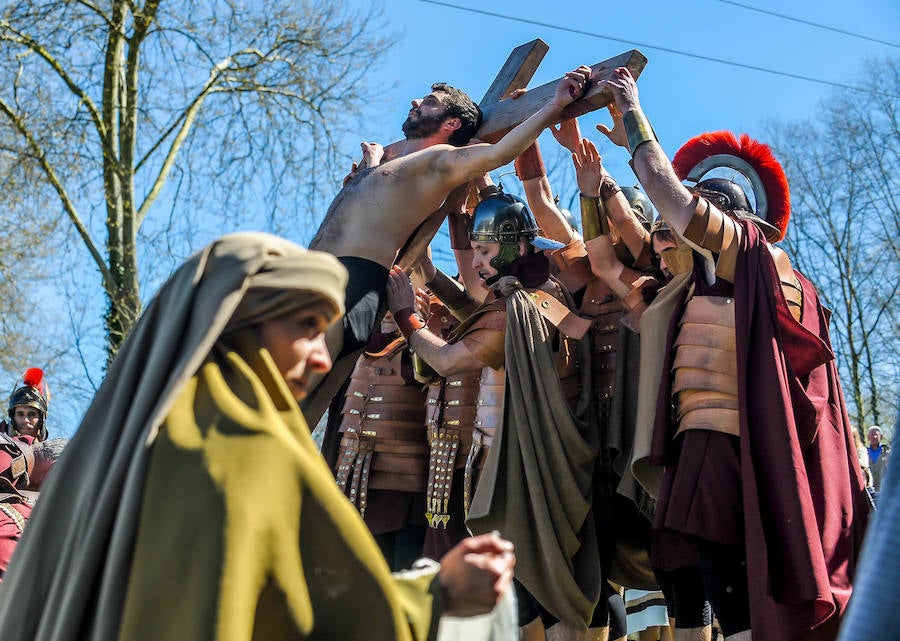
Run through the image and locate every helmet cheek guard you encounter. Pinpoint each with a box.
[470,187,555,276]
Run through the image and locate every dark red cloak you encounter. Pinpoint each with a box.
[651,221,869,641]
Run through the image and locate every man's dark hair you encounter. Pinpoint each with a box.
[431,82,482,147]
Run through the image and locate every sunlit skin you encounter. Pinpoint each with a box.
[257,301,335,401]
[470,241,502,282]
[867,427,882,448]
[401,92,451,140]
[652,234,677,277]
[12,406,42,437]
[470,239,529,285]
[309,65,592,270]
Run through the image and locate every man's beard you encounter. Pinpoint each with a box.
[402,110,446,140]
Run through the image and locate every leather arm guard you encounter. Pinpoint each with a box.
[515,141,546,182]
[393,307,425,341]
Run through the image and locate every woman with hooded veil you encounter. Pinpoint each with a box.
[0,232,514,641]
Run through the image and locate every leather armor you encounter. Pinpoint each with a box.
[464,364,505,516]
[672,294,740,437]
[580,278,625,421]
[334,339,427,517]
[423,370,480,529]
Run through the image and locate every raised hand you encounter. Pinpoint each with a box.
[360,141,384,167]
[553,65,592,109]
[572,138,604,197]
[550,117,583,153]
[596,102,628,149]
[385,265,417,315]
[598,67,640,115]
[414,287,431,320]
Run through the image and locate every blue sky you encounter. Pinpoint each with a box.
[351,0,899,152]
[45,0,900,437]
[345,0,900,271]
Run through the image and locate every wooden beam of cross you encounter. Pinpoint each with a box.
[476,46,648,143]
[395,40,648,270]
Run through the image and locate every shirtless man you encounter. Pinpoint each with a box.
[303,65,593,421]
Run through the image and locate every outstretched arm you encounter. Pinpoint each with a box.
[515,140,576,244]
[433,66,593,187]
[599,67,696,236]
[571,138,631,298]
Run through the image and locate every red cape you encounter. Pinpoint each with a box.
[652,221,868,641]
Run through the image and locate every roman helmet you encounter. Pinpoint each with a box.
[552,195,580,235]
[672,131,790,243]
[469,185,562,274]
[649,215,670,236]
[6,368,49,441]
[621,185,655,230]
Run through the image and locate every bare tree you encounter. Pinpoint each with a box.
[0,0,393,360]
[766,55,900,432]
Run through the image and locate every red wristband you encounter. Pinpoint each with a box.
[393,307,426,339]
[514,141,546,182]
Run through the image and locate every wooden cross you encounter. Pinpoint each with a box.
[394,39,648,269]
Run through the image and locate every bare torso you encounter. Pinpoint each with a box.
[310,146,461,269]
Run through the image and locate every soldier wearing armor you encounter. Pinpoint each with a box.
[3,369,50,442]
[331,299,459,571]
[302,66,593,430]
[0,437,66,581]
[548,120,716,641]
[566,129,715,641]
[511,124,645,641]
[388,186,600,637]
[0,382,40,577]
[600,67,869,641]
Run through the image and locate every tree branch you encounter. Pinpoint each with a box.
[0,20,112,159]
[74,0,114,29]
[135,59,230,226]
[0,97,113,291]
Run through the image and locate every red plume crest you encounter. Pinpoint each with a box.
[672,131,790,241]
[22,367,48,396]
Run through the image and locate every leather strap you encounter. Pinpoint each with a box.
[426,427,460,529]
[528,290,592,339]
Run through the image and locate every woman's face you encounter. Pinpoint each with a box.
[258,300,334,401]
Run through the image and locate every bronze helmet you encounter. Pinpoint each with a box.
[6,368,49,441]
[620,185,655,230]
[469,186,561,274]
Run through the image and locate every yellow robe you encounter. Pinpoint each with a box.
[119,337,439,640]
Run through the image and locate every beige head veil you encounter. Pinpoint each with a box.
[0,232,347,641]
